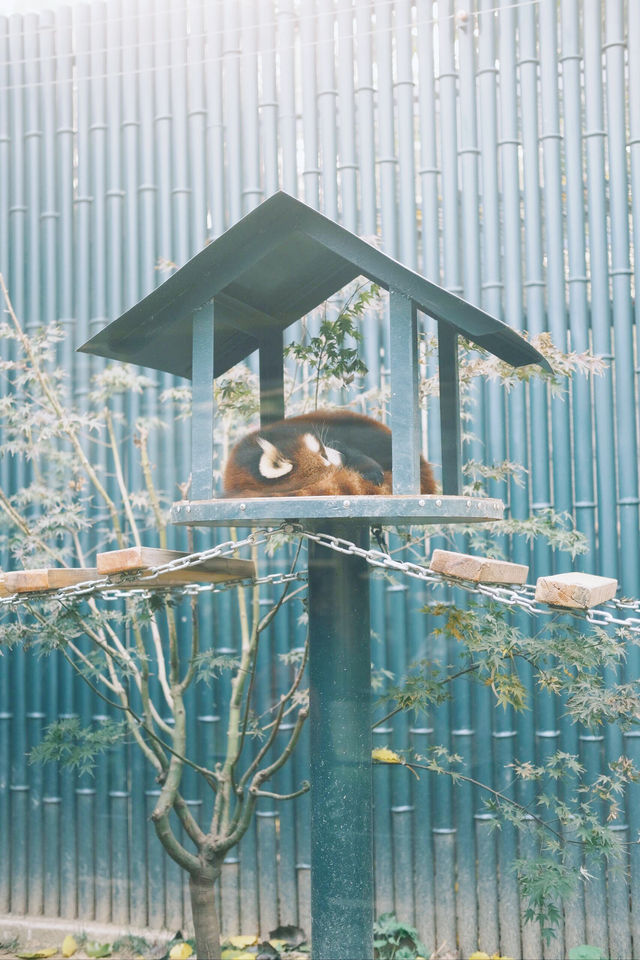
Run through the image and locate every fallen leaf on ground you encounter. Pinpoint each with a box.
[169,944,193,960]
[227,936,258,949]
[16,951,57,959]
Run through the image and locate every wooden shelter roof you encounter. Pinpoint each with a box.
[78,191,550,377]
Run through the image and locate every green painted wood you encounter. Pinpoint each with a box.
[258,333,286,426]
[191,304,216,501]
[438,324,461,496]
[78,192,550,379]
[389,292,420,494]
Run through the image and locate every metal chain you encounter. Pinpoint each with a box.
[293,526,640,634]
[0,526,301,607]
[3,519,640,634]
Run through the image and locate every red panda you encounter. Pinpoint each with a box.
[222,410,436,497]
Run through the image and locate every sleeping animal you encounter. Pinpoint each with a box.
[223,410,436,497]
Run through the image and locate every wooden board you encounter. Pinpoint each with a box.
[3,568,100,593]
[0,572,11,598]
[96,546,254,581]
[109,568,255,589]
[535,572,618,609]
[430,548,528,585]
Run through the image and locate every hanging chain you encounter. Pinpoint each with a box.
[292,526,640,634]
[0,526,305,607]
[3,520,640,634]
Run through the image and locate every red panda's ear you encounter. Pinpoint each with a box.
[256,436,293,479]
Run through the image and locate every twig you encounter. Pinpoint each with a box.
[253,782,310,801]
[372,661,482,730]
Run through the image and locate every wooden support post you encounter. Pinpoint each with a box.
[258,332,285,427]
[191,302,216,500]
[308,523,373,960]
[389,291,420,494]
[438,322,461,495]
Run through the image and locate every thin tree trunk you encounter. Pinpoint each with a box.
[189,870,222,960]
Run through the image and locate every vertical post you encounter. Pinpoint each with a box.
[438,323,461,495]
[258,333,285,427]
[389,291,420,494]
[191,302,215,500]
[308,523,373,960]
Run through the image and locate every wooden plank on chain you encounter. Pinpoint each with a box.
[3,568,100,593]
[0,572,11,597]
[110,569,254,589]
[430,549,528,585]
[535,572,618,609]
[96,546,255,583]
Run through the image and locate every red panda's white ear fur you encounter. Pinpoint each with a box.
[256,436,293,479]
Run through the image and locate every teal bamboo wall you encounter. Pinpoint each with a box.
[1,1,639,956]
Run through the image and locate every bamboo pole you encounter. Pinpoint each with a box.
[375,0,397,259]
[8,10,29,919]
[0,13,9,915]
[625,1,640,946]
[355,0,376,237]
[259,1,278,199]
[395,0,416,270]
[539,0,572,541]
[277,0,297,198]
[605,0,640,599]
[317,0,337,221]
[300,0,320,209]
[335,1,356,232]
[22,9,45,918]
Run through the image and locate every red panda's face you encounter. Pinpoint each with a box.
[255,431,343,485]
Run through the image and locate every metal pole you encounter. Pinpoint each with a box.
[308,523,373,960]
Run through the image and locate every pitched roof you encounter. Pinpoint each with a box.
[78,191,550,377]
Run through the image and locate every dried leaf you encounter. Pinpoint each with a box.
[227,936,258,949]
[169,944,193,960]
[62,935,78,958]
[16,951,57,959]
[372,747,402,764]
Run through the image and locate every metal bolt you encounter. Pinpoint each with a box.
[343,499,351,508]
[436,498,442,507]
[186,505,191,513]
[466,499,472,508]
[240,503,246,511]
[419,499,425,507]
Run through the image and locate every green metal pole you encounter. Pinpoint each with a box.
[308,523,373,960]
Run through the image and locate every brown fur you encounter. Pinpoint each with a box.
[223,410,436,498]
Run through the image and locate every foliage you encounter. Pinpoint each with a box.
[373,912,426,960]
[284,282,377,409]
[28,717,128,776]
[375,590,640,941]
[419,330,606,402]
[111,935,153,957]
